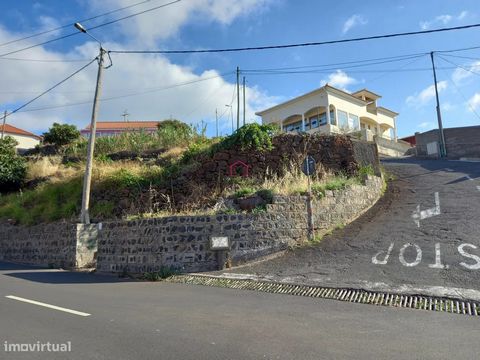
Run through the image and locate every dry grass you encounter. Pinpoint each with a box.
[160,146,186,160]
[26,156,80,182]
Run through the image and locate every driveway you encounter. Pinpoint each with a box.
[218,158,480,299]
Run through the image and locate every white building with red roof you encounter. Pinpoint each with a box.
[0,124,41,150]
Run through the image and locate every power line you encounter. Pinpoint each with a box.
[15,72,233,114]
[242,66,456,76]
[0,0,161,48]
[242,54,427,72]
[6,58,98,117]
[0,0,182,58]
[0,56,91,63]
[242,54,427,73]
[436,56,480,122]
[436,55,480,77]
[110,23,480,55]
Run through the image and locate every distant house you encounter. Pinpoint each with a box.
[80,121,160,138]
[0,124,41,151]
[400,135,416,146]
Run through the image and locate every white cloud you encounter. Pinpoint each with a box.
[0,3,276,136]
[406,81,448,107]
[342,14,367,34]
[441,102,455,111]
[320,70,357,92]
[418,121,433,129]
[89,0,273,46]
[420,11,469,30]
[452,61,480,84]
[468,93,480,112]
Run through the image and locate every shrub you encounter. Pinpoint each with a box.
[256,189,274,203]
[0,136,27,192]
[234,187,256,198]
[215,123,278,152]
[157,119,194,148]
[43,123,80,146]
[143,266,178,281]
[180,141,212,164]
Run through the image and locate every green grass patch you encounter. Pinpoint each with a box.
[0,177,82,225]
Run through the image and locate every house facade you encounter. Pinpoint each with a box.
[256,84,398,142]
[0,124,41,151]
[80,121,160,138]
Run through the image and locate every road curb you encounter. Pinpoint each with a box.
[167,273,480,317]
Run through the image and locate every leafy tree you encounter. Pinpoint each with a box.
[0,136,27,192]
[43,123,80,146]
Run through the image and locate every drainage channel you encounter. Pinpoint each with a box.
[168,275,480,317]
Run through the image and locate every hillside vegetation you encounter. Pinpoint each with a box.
[0,121,377,225]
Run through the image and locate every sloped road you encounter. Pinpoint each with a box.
[221,158,480,299]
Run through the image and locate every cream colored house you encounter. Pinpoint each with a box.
[0,124,41,151]
[256,84,398,142]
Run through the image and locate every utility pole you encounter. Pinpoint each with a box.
[430,52,447,158]
[121,109,129,122]
[1,110,6,139]
[215,108,218,138]
[80,47,106,224]
[236,66,240,130]
[242,76,246,126]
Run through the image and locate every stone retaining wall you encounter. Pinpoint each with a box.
[0,223,100,268]
[0,177,383,273]
[96,175,384,274]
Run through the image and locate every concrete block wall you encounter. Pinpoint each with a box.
[415,126,480,159]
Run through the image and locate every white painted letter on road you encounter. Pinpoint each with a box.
[412,192,441,227]
[458,243,480,270]
[372,243,394,265]
[428,243,449,269]
[399,243,422,267]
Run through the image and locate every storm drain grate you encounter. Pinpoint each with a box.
[168,275,480,317]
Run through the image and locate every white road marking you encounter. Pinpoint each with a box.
[476,186,480,192]
[412,192,441,227]
[458,244,480,270]
[399,243,422,267]
[5,295,91,317]
[372,242,394,265]
[428,243,449,269]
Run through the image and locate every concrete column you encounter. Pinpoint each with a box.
[393,117,398,142]
[326,98,331,125]
[76,223,101,268]
[301,114,305,132]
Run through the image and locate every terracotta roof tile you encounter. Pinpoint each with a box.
[82,121,160,131]
[0,124,41,139]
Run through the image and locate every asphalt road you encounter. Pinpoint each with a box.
[221,158,480,300]
[1,261,480,360]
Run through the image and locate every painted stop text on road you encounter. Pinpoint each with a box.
[372,242,480,270]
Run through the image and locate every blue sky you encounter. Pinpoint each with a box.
[0,0,479,137]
